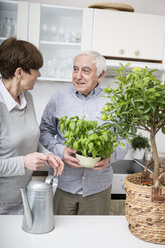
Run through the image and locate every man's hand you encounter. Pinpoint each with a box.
[93,157,110,171]
[47,154,64,176]
[63,147,81,168]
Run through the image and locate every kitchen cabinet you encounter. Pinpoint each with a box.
[110,199,125,215]
[0,0,29,43]
[82,8,165,63]
[0,1,83,82]
[35,4,83,82]
[0,0,17,43]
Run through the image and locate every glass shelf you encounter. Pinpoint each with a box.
[40,41,81,46]
[39,4,82,81]
[0,36,7,40]
[0,0,17,42]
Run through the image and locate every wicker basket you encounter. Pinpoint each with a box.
[124,172,165,244]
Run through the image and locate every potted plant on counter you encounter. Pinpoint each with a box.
[59,115,124,168]
[131,134,150,160]
[101,64,165,244]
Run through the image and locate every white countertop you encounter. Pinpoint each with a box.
[0,215,162,248]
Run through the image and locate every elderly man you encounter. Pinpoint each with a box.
[40,50,130,215]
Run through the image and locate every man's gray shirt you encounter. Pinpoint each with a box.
[40,85,130,197]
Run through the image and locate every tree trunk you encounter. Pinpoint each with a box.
[150,131,159,184]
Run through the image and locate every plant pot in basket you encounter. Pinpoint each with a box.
[131,134,150,160]
[124,172,165,244]
[101,64,165,244]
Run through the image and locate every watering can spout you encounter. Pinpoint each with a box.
[20,187,33,230]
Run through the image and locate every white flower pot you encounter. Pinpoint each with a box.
[132,149,145,160]
[76,153,101,168]
[124,149,133,159]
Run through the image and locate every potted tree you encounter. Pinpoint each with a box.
[59,115,124,168]
[101,64,165,244]
[131,134,150,160]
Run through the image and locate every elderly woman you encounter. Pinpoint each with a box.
[0,37,64,214]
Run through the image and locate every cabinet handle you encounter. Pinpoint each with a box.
[134,50,140,56]
[119,49,124,55]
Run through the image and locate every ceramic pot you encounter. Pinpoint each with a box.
[76,153,101,168]
[132,148,145,160]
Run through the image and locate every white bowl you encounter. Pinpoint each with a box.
[76,153,101,168]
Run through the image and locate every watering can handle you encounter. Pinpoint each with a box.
[45,175,58,196]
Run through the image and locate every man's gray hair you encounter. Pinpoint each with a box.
[74,50,106,77]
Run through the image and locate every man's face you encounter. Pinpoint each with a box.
[72,55,102,97]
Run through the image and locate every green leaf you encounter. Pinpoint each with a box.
[59,123,65,133]
[114,123,124,133]
[162,126,165,134]
[134,98,145,103]
[142,107,151,114]
[59,116,67,122]
[69,122,76,131]
[73,141,79,150]
[130,126,137,134]
[118,142,125,148]
[125,62,131,67]
[130,98,135,107]
[143,115,150,120]
[111,95,117,102]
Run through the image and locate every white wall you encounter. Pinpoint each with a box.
[31,81,70,124]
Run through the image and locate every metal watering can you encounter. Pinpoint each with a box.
[20,176,58,234]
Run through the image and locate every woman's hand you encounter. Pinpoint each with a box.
[24,152,48,171]
[24,152,64,176]
[47,154,64,176]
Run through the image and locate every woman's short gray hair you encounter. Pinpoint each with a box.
[74,50,106,77]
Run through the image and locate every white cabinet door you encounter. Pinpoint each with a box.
[28,2,41,48]
[81,8,94,51]
[84,9,165,62]
[17,1,29,40]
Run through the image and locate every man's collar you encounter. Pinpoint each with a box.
[72,84,102,98]
[0,79,27,111]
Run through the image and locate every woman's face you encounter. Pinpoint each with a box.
[20,69,41,90]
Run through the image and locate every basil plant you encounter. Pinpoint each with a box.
[59,115,124,159]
